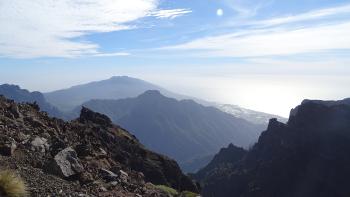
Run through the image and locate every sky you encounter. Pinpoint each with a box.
[1,0,350,116]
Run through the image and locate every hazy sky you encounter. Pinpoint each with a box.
[1,0,350,116]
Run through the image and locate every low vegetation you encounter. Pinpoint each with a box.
[0,170,28,197]
[156,185,179,196]
[179,191,200,197]
[155,185,200,197]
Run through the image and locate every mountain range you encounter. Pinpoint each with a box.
[0,84,65,119]
[195,98,350,197]
[43,76,285,125]
[44,76,182,112]
[79,90,264,165]
[1,77,349,196]
[0,76,285,173]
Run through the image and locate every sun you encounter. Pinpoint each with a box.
[216,9,224,16]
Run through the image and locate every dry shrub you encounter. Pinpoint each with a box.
[0,170,28,197]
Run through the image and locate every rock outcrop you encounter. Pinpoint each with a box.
[197,99,350,197]
[0,96,198,196]
[193,143,247,183]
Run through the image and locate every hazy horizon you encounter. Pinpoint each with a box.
[1,0,350,117]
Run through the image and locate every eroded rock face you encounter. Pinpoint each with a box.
[0,96,198,196]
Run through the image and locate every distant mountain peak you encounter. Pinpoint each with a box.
[44,76,172,111]
[139,90,163,97]
[0,83,21,89]
[108,75,141,82]
[110,75,131,79]
[0,84,65,119]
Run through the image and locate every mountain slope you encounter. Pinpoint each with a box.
[197,98,350,197]
[0,95,198,196]
[0,84,65,119]
[44,76,179,111]
[79,90,264,164]
[180,154,214,173]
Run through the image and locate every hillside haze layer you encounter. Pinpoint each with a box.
[44,76,176,112]
[80,90,264,165]
[196,98,350,197]
[43,76,283,126]
[0,84,65,119]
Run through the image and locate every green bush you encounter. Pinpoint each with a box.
[180,191,200,197]
[0,170,28,197]
[155,185,179,196]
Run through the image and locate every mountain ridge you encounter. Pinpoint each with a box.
[0,84,66,119]
[42,76,283,125]
[79,90,264,165]
[196,99,350,197]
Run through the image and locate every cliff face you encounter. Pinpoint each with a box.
[199,99,350,197]
[0,96,198,196]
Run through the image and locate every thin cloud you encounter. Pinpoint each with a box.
[223,0,273,18]
[94,52,131,57]
[0,0,190,58]
[161,4,350,58]
[162,22,350,57]
[150,9,192,19]
[254,3,350,26]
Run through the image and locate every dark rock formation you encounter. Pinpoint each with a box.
[198,99,350,197]
[194,143,247,183]
[0,95,198,196]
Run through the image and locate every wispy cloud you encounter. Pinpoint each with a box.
[223,0,273,18]
[94,52,131,57]
[254,3,350,26]
[161,4,350,58]
[0,0,190,58]
[150,9,192,19]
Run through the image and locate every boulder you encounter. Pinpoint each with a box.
[50,147,84,178]
[118,170,128,183]
[100,168,119,182]
[30,136,49,152]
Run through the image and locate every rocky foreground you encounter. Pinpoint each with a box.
[0,96,198,196]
